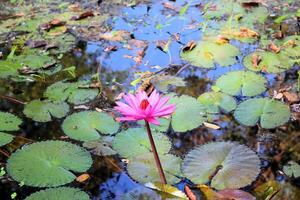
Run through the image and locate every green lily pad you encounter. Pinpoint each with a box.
[280,35,300,59]
[204,0,245,19]
[25,187,90,200]
[234,98,290,129]
[197,92,237,113]
[112,128,171,159]
[181,40,240,68]
[138,118,171,132]
[127,153,182,185]
[0,54,56,78]
[44,81,99,105]
[215,71,267,96]
[83,137,117,156]
[243,51,295,73]
[0,132,14,146]
[169,94,206,132]
[7,140,92,187]
[0,112,22,131]
[183,142,260,190]
[24,100,69,122]
[62,111,119,142]
[283,161,300,178]
[150,75,186,92]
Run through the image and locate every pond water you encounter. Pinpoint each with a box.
[0,0,299,199]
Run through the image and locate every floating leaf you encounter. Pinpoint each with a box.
[151,75,186,92]
[217,189,256,200]
[183,142,260,190]
[0,112,22,131]
[24,187,89,200]
[7,141,92,187]
[181,39,239,68]
[145,182,188,199]
[0,132,14,146]
[138,118,170,132]
[234,98,290,129]
[197,91,237,113]
[0,54,56,78]
[62,111,119,142]
[243,51,294,73]
[83,137,117,156]
[204,0,245,19]
[113,128,171,159]
[283,161,300,178]
[127,153,182,185]
[169,94,206,132]
[44,81,99,105]
[215,71,267,96]
[24,100,69,122]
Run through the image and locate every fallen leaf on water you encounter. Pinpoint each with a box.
[76,174,90,183]
[251,53,261,68]
[145,182,188,199]
[203,122,220,130]
[71,10,94,20]
[25,40,47,48]
[182,40,196,52]
[283,92,299,103]
[274,92,283,99]
[215,35,230,44]
[269,42,281,53]
[40,19,66,31]
[99,30,131,42]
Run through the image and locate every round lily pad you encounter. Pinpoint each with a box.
[0,112,22,131]
[127,153,182,184]
[169,94,206,132]
[243,51,294,73]
[234,98,290,129]
[25,187,90,200]
[62,111,119,142]
[183,142,260,190]
[197,92,237,113]
[44,81,99,105]
[112,128,171,159]
[23,100,69,122]
[7,140,92,187]
[215,71,267,96]
[181,40,240,68]
[0,132,14,146]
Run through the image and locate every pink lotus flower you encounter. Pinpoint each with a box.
[114,90,176,125]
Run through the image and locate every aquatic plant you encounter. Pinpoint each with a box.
[115,89,175,184]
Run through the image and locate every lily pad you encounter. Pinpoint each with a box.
[283,161,300,178]
[24,100,69,122]
[62,111,119,142]
[0,132,14,146]
[7,140,92,187]
[181,40,240,68]
[83,137,117,156]
[151,75,186,92]
[25,187,90,200]
[215,71,267,96]
[44,81,99,105]
[197,92,237,113]
[112,128,171,159]
[243,51,294,73]
[0,112,22,131]
[0,54,56,78]
[127,153,182,184]
[234,98,290,129]
[169,94,206,132]
[183,142,260,190]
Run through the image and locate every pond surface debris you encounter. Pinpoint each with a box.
[0,0,299,199]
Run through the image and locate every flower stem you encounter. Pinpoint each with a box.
[144,120,167,184]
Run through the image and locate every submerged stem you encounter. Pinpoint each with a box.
[144,120,167,184]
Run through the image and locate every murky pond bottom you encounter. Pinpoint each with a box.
[0,0,300,199]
